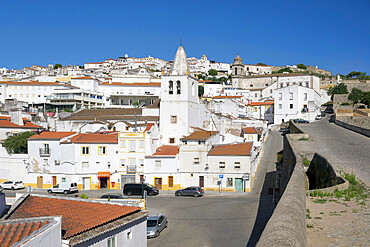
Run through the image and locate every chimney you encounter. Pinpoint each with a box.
[10,108,23,126]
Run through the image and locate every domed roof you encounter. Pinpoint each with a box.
[171,46,189,75]
[233,54,243,64]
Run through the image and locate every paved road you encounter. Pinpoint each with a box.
[2,131,283,247]
[147,131,283,247]
[297,115,370,186]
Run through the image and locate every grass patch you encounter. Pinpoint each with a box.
[320,212,324,214]
[298,137,310,141]
[313,199,327,204]
[303,158,311,167]
[306,209,312,219]
[306,223,314,228]
[314,217,322,219]
[352,209,358,213]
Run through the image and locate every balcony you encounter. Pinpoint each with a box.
[39,147,51,157]
[127,165,136,173]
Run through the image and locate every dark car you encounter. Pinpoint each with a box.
[175,186,204,197]
[123,183,159,196]
[100,193,128,199]
[293,118,309,123]
[279,127,289,132]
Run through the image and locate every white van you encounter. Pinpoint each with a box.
[47,182,78,194]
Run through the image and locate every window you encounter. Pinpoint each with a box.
[290,104,293,109]
[155,160,161,168]
[129,140,136,152]
[250,84,253,87]
[270,89,273,93]
[139,159,144,167]
[43,159,48,165]
[120,159,126,167]
[81,146,90,155]
[170,115,177,124]
[305,82,309,88]
[219,162,225,168]
[289,93,293,100]
[227,178,233,187]
[278,93,282,100]
[169,138,175,144]
[120,140,126,148]
[169,81,173,95]
[108,235,117,246]
[304,93,307,101]
[234,162,241,168]
[62,177,66,182]
[253,107,258,112]
[139,140,145,148]
[98,146,107,155]
[176,81,181,94]
[82,162,89,168]
[127,231,132,240]
[193,158,200,165]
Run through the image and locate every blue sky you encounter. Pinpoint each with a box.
[0,0,369,75]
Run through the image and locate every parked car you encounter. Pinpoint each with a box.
[147,214,168,238]
[293,118,309,123]
[175,187,204,197]
[100,193,128,199]
[315,115,322,120]
[279,127,289,133]
[47,182,78,195]
[320,111,326,117]
[0,181,25,190]
[123,183,159,196]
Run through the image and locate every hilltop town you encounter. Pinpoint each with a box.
[0,45,369,247]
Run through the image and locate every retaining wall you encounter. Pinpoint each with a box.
[335,118,370,137]
[257,133,306,247]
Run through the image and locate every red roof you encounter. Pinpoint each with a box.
[28,132,76,140]
[243,127,257,134]
[0,81,68,86]
[248,101,274,106]
[208,142,253,156]
[144,123,154,132]
[0,218,50,246]
[181,130,218,141]
[212,95,243,99]
[7,195,140,239]
[71,76,95,80]
[0,119,41,129]
[150,145,179,156]
[63,133,118,144]
[100,82,161,87]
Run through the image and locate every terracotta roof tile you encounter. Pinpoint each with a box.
[71,76,95,80]
[212,95,243,99]
[0,119,42,129]
[100,82,161,87]
[180,130,218,141]
[144,123,154,132]
[0,219,50,246]
[0,81,69,86]
[208,142,253,156]
[28,131,76,140]
[7,196,140,239]
[243,127,258,134]
[63,133,118,144]
[248,101,274,106]
[150,145,179,156]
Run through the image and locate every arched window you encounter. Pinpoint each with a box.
[235,68,238,75]
[169,81,173,95]
[176,81,181,94]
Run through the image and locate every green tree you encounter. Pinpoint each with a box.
[347,71,362,78]
[348,88,363,104]
[53,64,62,69]
[297,63,307,70]
[2,131,36,154]
[198,85,204,97]
[360,91,370,107]
[273,67,293,74]
[208,69,218,76]
[327,83,348,100]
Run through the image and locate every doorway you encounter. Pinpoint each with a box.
[83,177,91,190]
[37,176,43,188]
[100,177,108,189]
[199,176,204,188]
[154,178,162,190]
[52,176,57,187]
[168,176,173,188]
[235,178,243,192]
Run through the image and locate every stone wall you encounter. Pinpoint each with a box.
[335,117,370,137]
[257,134,306,247]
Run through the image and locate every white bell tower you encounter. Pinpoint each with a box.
[160,45,200,145]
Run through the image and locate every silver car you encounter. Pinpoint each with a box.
[147,214,167,238]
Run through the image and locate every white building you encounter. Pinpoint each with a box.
[246,100,274,124]
[160,45,212,145]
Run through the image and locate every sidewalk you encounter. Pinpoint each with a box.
[156,189,250,197]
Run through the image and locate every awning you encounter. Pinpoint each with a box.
[97,172,110,178]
